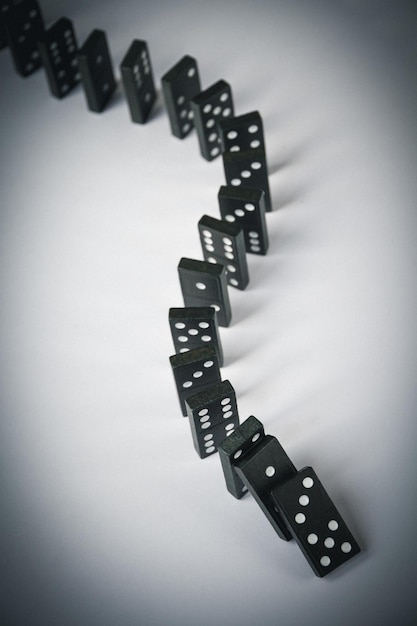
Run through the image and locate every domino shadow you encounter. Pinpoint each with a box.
[269,184,307,212]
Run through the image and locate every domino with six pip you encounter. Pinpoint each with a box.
[120,39,156,124]
[161,55,201,139]
[271,466,361,577]
[198,215,249,290]
[178,257,232,327]
[169,345,221,417]
[190,80,234,161]
[222,147,272,212]
[234,434,298,541]
[218,186,269,255]
[185,380,239,459]
[169,306,223,366]
[0,0,14,50]
[218,415,266,499]
[5,0,44,76]
[77,29,116,113]
[38,17,79,99]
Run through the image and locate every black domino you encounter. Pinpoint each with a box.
[178,257,231,328]
[120,39,156,124]
[218,186,269,255]
[218,415,266,499]
[0,0,14,50]
[38,17,79,99]
[218,110,266,154]
[198,215,249,290]
[185,380,239,458]
[222,148,272,212]
[234,435,297,541]
[77,29,116,113]
[271,467,361,576]
[5,0,44,77]
[169,345,221,417]
[161,55,201,139]
[190,80,234,161]
[169,306,223,366]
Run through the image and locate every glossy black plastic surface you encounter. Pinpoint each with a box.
[77,29,116,113]
[178,257,232,327]
[190,79,234,161]
[161,55,201,138]
[185,380,239,458]
[120,39,156,124]
[169,345,221,416]
[198,215,249,290]
[38,17,79,99]
[218,186,269,255]
[169,306,223,366]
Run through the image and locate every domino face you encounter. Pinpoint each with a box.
[218,111,266,153]
[218,415,266,499]
[5,0,44,77]
[198,215,249,290]
[185,380,239,458]
[169,345,221,417]
[178,257,232,328]
[234,435,297,541]
[77,29,116,113]
[169,306,223,366]
[222,148,272,212]
[161,55,201,139]
[190,80,234,161]
[120,39,156,124]
[218,186,269,255]
[0,0,14,50]
[271,466,361,577]
[38,17,79,99]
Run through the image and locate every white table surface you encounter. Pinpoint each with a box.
[1,1,416,624]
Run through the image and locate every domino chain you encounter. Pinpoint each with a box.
[1,0,362,579]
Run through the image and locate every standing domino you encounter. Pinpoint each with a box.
[218,416,266,499]
[77,29,116,113]
[5,0,44,77]
[0,0,14,50]
[218,110,267,154]
[190,80,234,161]
[218,186,269,255]
[178,257,232,327]
[38,17,80,99]
[169,345,221,417]
[120,39,156,124]
[222,148,272,212]
[169,306,223,366]
[161,55,201,139]
[198,215,249,290]
[185,380,239,459]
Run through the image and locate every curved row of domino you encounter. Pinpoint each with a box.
[164,61,361,579]
[1,0,361,579]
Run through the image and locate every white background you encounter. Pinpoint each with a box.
[1,1,416,624]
